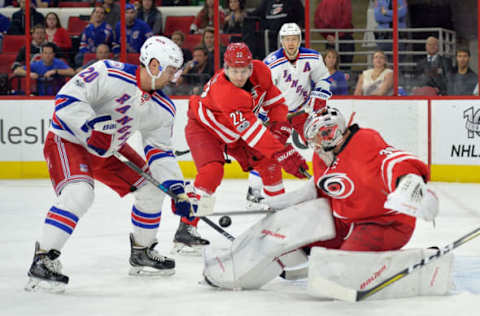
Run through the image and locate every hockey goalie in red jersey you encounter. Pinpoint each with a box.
[172,42,309,254]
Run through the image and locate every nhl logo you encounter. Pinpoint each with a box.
[464,106,480,138]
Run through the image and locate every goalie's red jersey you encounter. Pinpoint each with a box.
[188,60,288,159]
[313,125,430,228]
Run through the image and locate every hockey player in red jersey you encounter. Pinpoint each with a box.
[173,42,309,254]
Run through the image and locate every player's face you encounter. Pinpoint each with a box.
[225,65,252,88]
[155,66,178,87]
[281,35,300,59]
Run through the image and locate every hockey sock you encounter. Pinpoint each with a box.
[40,206,79,251]
[181,216,200,227]
[131,205,161,247]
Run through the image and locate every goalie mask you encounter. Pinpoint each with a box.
[304,107,346,152]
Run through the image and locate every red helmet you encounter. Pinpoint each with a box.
[224,42,253,68]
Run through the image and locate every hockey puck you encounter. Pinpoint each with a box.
[219,215,232,228]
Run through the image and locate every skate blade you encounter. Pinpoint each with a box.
[170,242,203,257]
[24,277,66,293]
[128,266,175,277]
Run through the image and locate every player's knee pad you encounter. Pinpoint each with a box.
[194,162,223,194]
[133,182,164,211]
[56,181,94,218]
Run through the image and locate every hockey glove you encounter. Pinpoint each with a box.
[270,121,293,145]
[85,115,117,157]
[273,145,309,179]
[306,87,332,114]
[169,182,195,221]
[384,174,439,222]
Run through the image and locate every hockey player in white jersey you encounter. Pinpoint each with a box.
[247,22,332,204]
[25,36,202,292]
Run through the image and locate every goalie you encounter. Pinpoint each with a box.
[203,107,443,295]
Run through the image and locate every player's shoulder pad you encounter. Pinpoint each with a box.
[263,49,285,66]
[298,47,320,60]
[103,59,138,76]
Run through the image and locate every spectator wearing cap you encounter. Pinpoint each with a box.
[112,3,153,56]
[13,42,75,96]
[75,6,114,68]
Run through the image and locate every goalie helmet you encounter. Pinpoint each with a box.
[140,36,183,77]
[304,107,346,152]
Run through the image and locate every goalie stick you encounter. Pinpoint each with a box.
[113,151,232,241]
[315,226,480,302]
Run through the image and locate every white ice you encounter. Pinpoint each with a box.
[0,179,479,316]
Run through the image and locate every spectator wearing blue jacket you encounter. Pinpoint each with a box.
[374,0,408,55]
[323,48,349,95]
[112,4,153,56]
[0,13,10,53]
[75,6,114,67]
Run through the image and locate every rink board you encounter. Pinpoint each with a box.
[0,97,479,182]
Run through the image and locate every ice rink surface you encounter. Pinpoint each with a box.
[0,179,479,316]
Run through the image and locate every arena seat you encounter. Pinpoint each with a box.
[183,34,202,51]
[59,2,92,7]
[2,35,25,53]
[82,53,97,65]
[164,16,195,37]
[67,16,89,36]
[0,53,17,74]
[126,53,140,65]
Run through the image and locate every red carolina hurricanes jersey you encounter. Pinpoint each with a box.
[313,125,430,227]
[188,60,288,158]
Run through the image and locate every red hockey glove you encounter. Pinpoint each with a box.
[272,145,309,179]
[87,130,114,156]
[270,121,292,145]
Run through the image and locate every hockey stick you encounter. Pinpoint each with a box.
[313,226,480,302]
[113,151,234,241]
[174,149,190,156]
[211,209,273,216]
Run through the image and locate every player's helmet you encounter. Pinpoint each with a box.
[140,36,183,78]
[304,107,346,152]
[279,23,302,43]
[224,42,253,68]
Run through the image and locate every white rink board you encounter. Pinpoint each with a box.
[431,100,480,165]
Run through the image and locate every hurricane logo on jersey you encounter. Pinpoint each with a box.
[317,173,354,199]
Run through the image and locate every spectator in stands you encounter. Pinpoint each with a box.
[314,0,354,70]
[112,3,152,56]
[250,0,304,52]
[447,48,478,96]
[414,36,453,96]
[8,0,45,35]
[75,6,113,68]
[171,30,192,66]
[190,0,225,34]
[76,43,110,73]
[0,13,10,53]
[137,0,163,35]
[102,0,120,28]
[13,42,74,95]
[324,48,349,95]
[354,49,393,96]
[45,12,72,53]
[374,0,407,55]
[11,24,57,72]
[202,26,225,68]
[35,0,51,8]
[162,0,190,5]
[223,0,246,34]
[175,46,214,95]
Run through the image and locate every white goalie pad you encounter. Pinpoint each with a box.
[203,199,335,290]
[308,247,454,301]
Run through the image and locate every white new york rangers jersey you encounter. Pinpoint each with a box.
[50,60,183,183]
[264,47,330,113]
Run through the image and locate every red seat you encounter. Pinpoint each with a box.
[183,34,202,51]
[164,16,195,37]
[126,53,140,65]
[9,76,37,95]
[0,53,17,74]
[59,2,92,7]
[67,16,90,36]
[82,53,97,65]
[2,35,25,53]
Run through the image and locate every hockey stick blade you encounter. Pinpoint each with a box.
[314,226,480,302]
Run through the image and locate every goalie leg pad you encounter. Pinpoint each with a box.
[308,247,454,300]
[203,199,335,290]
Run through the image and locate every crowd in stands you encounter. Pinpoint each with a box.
[0,0,478,97]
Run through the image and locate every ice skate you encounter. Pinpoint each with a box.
[129,233,175,276]
[171,221,209,256]
[245,186,264,209]
[25,242,68,293]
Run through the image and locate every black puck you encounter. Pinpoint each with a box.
[219,215,232,228]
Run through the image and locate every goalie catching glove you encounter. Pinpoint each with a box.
[384,174,439,222]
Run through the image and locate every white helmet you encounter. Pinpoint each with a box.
[140,36,183,87]
[279,23,302,43]
[304,107,346,152]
